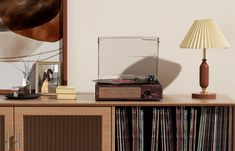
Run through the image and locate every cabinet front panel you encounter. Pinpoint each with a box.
[15,107,111,151]
[0,116,4,151]
[0,108,13,151]
[24,115,102,151]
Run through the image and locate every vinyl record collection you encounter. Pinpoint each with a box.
[116,107,233,151]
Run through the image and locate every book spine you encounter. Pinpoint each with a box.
[222,107,228,151]
[193,109,197,151]
[202,108,207,151]
[169,108,174,151]
[228,107,233,151]
[184,108,188,151]
[217,107,223,151]
[122,109,126,151]
[141,109,144,151]
[160,109,164,151]
[181,107,184,151]
[189,108,194,151]
[176,107,181,151]
[125,108,130,151]
[137,107,139,151]
[151,108,156,151]
[116,109,120,151]
[203,108,207,151]
[156,109,160,151]
[212,107,218,151]
[197,107,204,151]
[165,108,168,151]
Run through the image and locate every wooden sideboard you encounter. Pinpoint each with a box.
[0,94,234,151]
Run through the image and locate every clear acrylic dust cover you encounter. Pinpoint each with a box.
[98,36,160,80]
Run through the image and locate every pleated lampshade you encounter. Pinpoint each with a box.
[180,19,230,49]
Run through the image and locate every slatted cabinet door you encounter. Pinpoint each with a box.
[0,107,13,151]
[14,107,111,151]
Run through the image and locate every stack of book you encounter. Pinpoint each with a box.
[56,86,76,100]
[151,108,174,151]
[116,107,144,151]
[115,106,233,151]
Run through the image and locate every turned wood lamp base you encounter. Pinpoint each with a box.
[191,48,217,99]
[192,93,216,99]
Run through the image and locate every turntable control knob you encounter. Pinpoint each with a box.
[144,90,151,96]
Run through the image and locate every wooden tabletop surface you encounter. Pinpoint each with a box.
[0,93,234,107]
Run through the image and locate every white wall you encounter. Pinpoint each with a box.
[68,0,235,99]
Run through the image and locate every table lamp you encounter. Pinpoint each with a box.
[180,19,230,99]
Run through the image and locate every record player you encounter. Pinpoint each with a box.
[95,37,162,101]
[95,75,162,101]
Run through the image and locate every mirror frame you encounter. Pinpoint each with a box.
[0,0,67,94]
